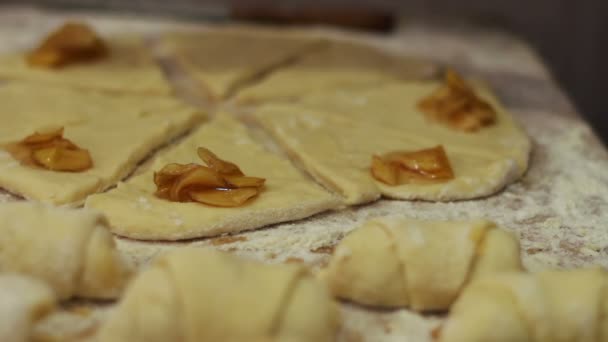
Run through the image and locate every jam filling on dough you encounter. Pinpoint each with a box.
[154,147,266,207]
[371,145,454,185]
[4,127,93,172]
[27,22,108,68]
[418,69,496,132]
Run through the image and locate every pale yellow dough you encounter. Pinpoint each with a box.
[0,274,56,342]
[0,202,132,300]
[236,39,437,104]
[97,248,339,342]
[85,115,340,240]
[162,28,324,100]
[440,268,608,342]
[0,82,202,204]
[0,36,171,94]
[253,81,531,204]
[321,217,521,311]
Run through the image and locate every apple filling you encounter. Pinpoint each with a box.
[418,69,496,132]
[154,147,266,207]
[4,127,93,172]
[27,22,108,68]
[371,145,454,185]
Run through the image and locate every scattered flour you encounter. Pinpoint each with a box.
[0,9,606,342]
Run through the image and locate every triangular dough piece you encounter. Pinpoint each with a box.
[161,27,325,100]
[252,81,530,204]
[0,36,171,94]
[85,115,340,240]
[235,39,437,104]
[0,83,202,204]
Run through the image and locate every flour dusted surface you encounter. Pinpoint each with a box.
[0,7,606,342]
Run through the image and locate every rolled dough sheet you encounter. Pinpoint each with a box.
[235,38,437,104]
[0,82,203,204]
[161,27,325,100]
[85,115,341,240]
[0,36,172,94]
[252,81,531,204]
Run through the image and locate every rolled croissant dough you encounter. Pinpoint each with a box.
[86,115,340,240]
[253,81,531,204]
[0,36,172,94]
[322,217,521,311]
[440,268,608,342]
[0,274,56,342]
[98,248,339,342]
[0,202,132,300]
[0,82,202,204]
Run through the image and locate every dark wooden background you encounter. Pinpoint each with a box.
[2,0,607,144]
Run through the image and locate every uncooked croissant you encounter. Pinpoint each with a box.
[439,268,608,342]
[322,217,522,311]
[97,248,339,342]
[0,202,132,300]
[0,274,56,342]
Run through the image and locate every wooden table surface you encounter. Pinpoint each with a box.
[1,5,607,342]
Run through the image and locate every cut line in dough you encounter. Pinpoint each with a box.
[161,27,326,101]
[236,38,438,104]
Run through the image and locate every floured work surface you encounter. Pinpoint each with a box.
[0,7,607,342]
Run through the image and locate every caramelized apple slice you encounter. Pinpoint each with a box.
[417,69,496,132]
[445,69,472,92]
[385,146,449,173]
[27,22,107,68]
[392,146,454,180]
[3,143,34,166]
[371,146,454,185]
[169,167,227,202]
[32,146,92,172]
[224,175,266,188]
[153,163,199,187]
[22,127,64,144]
[154,185,172,200]
[190,188,259,207]
[370,155,399,186]
[4,127,92,172]
[154,148,266,206]
[197,147,244,176]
